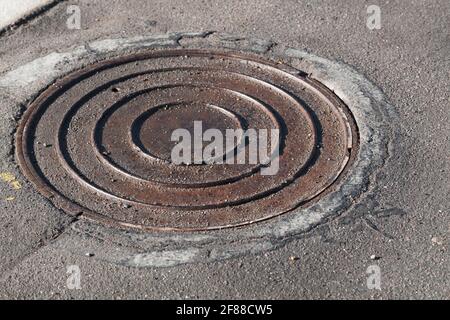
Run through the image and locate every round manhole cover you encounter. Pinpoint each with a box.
[16,48,358,231]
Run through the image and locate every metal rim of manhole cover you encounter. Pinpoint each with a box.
[16,48,359,232]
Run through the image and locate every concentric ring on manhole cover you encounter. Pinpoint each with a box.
[16,48,358,231]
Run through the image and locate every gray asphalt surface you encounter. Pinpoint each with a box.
[0,0,449,299]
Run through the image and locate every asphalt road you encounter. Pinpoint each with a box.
[0,0,448,299]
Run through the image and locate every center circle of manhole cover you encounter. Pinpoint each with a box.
[16,48,358,231]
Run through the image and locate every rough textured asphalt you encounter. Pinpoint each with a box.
[0,0,448,299]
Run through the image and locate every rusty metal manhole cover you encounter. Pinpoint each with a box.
[16,48,358,231]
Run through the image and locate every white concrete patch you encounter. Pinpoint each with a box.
[0,47,86,90]
[0,0,54,29]
[126,249,201,267]
[1,33,395,267]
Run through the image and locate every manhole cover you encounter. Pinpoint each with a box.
[16,48,358,231]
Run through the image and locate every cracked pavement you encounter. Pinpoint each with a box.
[0,0,449,299]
